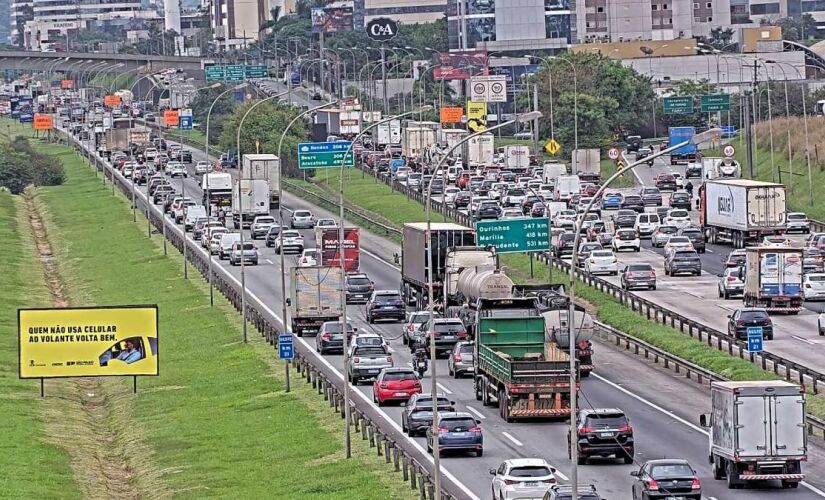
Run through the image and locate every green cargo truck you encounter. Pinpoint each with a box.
[473,297,576,422]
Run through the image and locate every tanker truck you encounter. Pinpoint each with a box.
[444,247,499,307]
[450,266,515,332]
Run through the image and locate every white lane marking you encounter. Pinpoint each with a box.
[553,469,569,481]
[465,405,486,420]
[792,335,817,345]
[436,382,453,395]
[501,432,523,447]
[266,259,274,264]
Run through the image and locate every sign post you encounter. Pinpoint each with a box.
[475,218,550,254]
[747,327,763,353]
[278,333,293,392]
[297,141,355,169]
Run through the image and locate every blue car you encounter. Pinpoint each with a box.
[601,193,623,210]
[426,412,483,457]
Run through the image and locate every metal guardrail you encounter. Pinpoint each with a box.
[810,218,825,233]
[58,132,464,500]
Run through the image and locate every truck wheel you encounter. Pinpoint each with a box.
[474,378,482,401]
[481,382,492,406]
[499,389,511,422]
[726,463,741,489]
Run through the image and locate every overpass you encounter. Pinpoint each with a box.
[0,50,206,77]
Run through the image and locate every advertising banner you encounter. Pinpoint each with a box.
[321,228,360,271]
[33,114,54,130]
[163,110,179,127]
[434,50,488,80]
[466,101,488,132]
[440,106,463,124]
[61,79,74,90]
[18,305,159,379]
[311,6,353,33]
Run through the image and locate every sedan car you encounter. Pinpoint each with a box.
[654,173,678,191]
[718,266,744,299]
[372,368,422,406]
[804,273,825,301]
[585,250,619,275]
[612,228,641,252]
[316,217,337,229]
[678,226,706,253]
[639,187,663,206]
[228,242,258,266]
[447,341,474,378]
[274,230,304,254]
[621,264,656,291]
[426,411,483,456]
[600,192,623,210]
[613,209,639,229]
[401,393,455,436]
[669,190,692,210]
[664,236,694,254]
[620,194,645,213]
[290,209,315,229]
[631,459,701,500]
[250,215,277,239]
[553,210,577,228]
[490,459,558,500]
[194,160,211,175]
[727,308,773,340]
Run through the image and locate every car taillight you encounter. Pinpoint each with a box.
[503,479,517,486]
[727,276,737,282]
[437,427,448,434]
[765,318,772,325]
[626,272,634,278]
[651,271,656,278]
[647,479,659,491]
[457,331,468,338]
[736,320,745,326]
[353,357,360,364]
[386,356,393,363]
[618,424,632,433]
[321,333,331,340]
[691,478,701,489]
[579,426,595,434]
[468,425,481,433]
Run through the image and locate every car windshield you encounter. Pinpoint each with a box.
[672,193,689,200]
[347,276,371,286]
[440,418,476,432]
[323,323,355,333]
[674,251,697,258]
[669,237,690,243]
[650,464,695,479]
[585,413,628,427]
[458,344,473,354]
[509,466,553,478]
[414,397,452,408]
[591,251,614,258]
[411,312,439,323]
[433,322,465,332]
[256,218,275,224]
[283,231,301,238]
[617,231,636,240]
[788,213,806,221]
[682,230,701,237]
[383,371,416,381]
[294,211,311,217]
[669,210,688,217]
[353,346,386,356]
[624,196,642,203]
[741,310,769,320]
[374,294,402,304]
[809,275,825,282]
[642,188,659,194]
[627,264,653,271]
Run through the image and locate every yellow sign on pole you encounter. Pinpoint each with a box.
[18,305,159,379]
[466,101,487,132]
[545,139,561,155]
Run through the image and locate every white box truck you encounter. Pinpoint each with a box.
[438,129,468,150]
[288,266,344,336]
[376,119,401,145]
[402,127,436,158]
[241,154,281,208]
[466,133,494,167]
[699,381,806,490]
[743,246,804,312]
[542,162,567,184]
[231,179,269,229]
[572,149,601,183]
[553,175,581,202]
[201,172,233,207]
[503,145,530,169]
[699,179,787,248]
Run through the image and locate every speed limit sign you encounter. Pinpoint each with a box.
[608,147,620,160]
[723,145,735,157]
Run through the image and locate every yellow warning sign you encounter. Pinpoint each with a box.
[545,139,561,155]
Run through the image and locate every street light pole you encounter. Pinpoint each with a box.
[566,128,721,500]
[424,111,542,500]
[235,91,289,343]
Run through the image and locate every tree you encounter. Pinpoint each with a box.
[772,15,818,42]
[0,146,32,194]
[189,85,239,142]
[699,27,737,52]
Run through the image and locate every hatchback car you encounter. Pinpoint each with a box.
[664,236,694,254]
[576,242,603,266]
[600,192,623,210]
[315,320,355,354]
[228,242,258,266]
[621,264,657,290]
[365,290,405,323]
[403,310,442,346]
[420,318,469,357]
[639,187,663,206]
[727,308,773,340]
[585,250,619,276]
[250,216,277,239]
[316,217,337,229]
[724,249,748,267]
[669,190,692,210]
[631,459,701,500]
[787,212,810,233]
[570,408,634,464]
[553,210,577,228]
[345,273,374,303]
[447,341,474,378]
[372,368,422,406]
[613,209,639,228]
[194,160,211,175]
[803,273,825,301]
[426,412,483,457]
[718,266,744,299]
[612,228,641,252]
[274,230,304,254]
[663,209,691,229]
[654,173,677,191]
[298,248,319,267]
[490,458,558,500]
[290,209,315,229]
[401,393,455,436]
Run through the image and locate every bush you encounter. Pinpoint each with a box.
[0,136,65,193]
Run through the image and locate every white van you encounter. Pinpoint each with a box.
[184,205,207,232]
[634,213,661,238]
[543,162,567,183]
[554,175,581,202]
[446,166,461,183]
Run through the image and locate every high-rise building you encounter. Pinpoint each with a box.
[23,0,145,50]
[11,0,34,46]
[211,0,295,49]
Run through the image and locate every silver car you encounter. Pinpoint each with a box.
[347,343,393,384]
[250,215,277,239]
[718,266,744,299]
[290,209,315,229]
[447,341,474,378]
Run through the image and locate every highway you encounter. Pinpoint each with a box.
[79,130,825,500]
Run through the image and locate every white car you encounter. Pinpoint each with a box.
[200,222,224,243]
[250,215,277,239]
[803,273,825,301]
[316,217,337,229]
[612,228,641,252]
[553,209,576,228]
[585,249,619,275]
[819,312,825,336]
[501,208,523,219]
[718,266,745,299]
[204,227,227,248]
[443,186,461,206]
[663,209,691,229]
[787,212,811,234]
[538,183,554,200]
[671,172,685,188]
[490,458,557,500]
[470,196,492,213]
[168,162,187,178]
[298,248,320,267]
[488,183,508,201]
[664,236,694,254]
[194,160,212,175]
[275,230,305,254]
[290,210,315,229]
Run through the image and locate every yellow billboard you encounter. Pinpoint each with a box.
[18,305,158,379]
[466,100,487,132]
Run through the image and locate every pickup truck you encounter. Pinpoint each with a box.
[347,343,393,384]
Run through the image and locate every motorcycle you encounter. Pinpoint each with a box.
[412,348,428,378]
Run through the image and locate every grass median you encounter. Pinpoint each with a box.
[29,140,415,499]
[0,192,81,497]
[292,165,825,418]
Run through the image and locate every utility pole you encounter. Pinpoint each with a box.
[381,45,388,115]
[532,83,539,154]
[319,31,326,96]
[744,92,754,179]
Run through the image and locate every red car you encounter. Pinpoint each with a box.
[372,368,422,406]
[456,171,471,189]
[582,183,599,197]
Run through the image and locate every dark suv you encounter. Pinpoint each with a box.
[365,290,405,323]
[401,393,455,436]
[678,227,706,253]
[664,250,701,276]
[419,318,468,357]
[669,191,692,210]
[346,273,374,303]
[454,191,472,209]
[727,308,773,340]
[569,408,634,465]
[554,232,577,258]
[613,209,638,228]
[654,173,678,191]
[620,195,645,213]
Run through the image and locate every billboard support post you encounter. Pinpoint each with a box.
[40,378,43,397]
[381,45,388,115]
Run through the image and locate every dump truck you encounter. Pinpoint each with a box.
[699,179,787,248]
[473,297,575,422]
[288,266,344,336]
[699,381,806,490]
[743,246,803,313]
[241,153,281,208]
[400,223,475,306]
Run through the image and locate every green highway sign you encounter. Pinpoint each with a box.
[246,65,268,78]
[298,141,355,169]
[205,64,269,82]
[205,65,225,81]
[701,94,730,112]
[475,218,550,254]
[663,96,694,114]
[225,64,245,81]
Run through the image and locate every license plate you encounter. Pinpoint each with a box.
[523,482,538,487]
[443,335,454,340]
[367,369,379,374]
[451,432,467,437]
[354,295,363,298]
[599,432,613,438]
[394,392,407,397]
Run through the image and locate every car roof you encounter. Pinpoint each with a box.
[374,290,399,294]
[505,458,551,468]
[581,407,624,415]
[436,411,474,419]
[644,458,691,466]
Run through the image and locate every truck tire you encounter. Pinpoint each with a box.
[474,378,482,401]
[481,381,492,406]
[712,458,725,480]
[726,462,741,489]
[499,389,512,423]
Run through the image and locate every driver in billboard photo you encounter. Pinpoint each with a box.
[99,337,145,366]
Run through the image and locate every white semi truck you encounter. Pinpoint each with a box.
[241,154,281,208]
[699,179,787,248]
[231,179,269,229]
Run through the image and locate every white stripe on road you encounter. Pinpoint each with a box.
[793,335,817,345]
[436,382,453,395]
[553,469,569,481]
[266,259,274,264]
[501,432,523,447]
[465,405,486,420]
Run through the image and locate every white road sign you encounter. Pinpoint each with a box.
[470,75,507,103]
